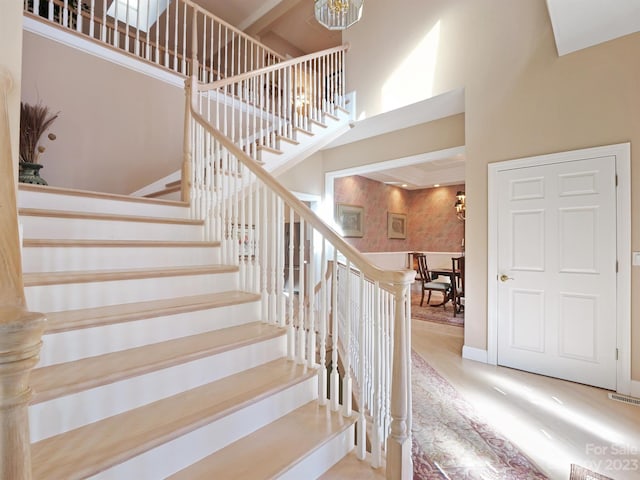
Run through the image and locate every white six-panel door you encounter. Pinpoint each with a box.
[495,155,617,390]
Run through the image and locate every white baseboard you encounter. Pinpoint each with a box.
[631,380,640,398]
[462,345,488,364]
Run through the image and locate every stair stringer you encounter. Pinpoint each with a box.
[131,99,353,200]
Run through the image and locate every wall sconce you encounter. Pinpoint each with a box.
[454,191,466,221]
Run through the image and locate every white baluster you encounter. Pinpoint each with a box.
[287,207,295,360]
[277,198,286,328]
[307,229,315,368]
[343,259,352,417]
[260,184,268,322]
[269,191,277,324]
[318,239,328,405]
[63,0,69,27]
[330,253,339,411]
[371,283,383,467]
[296,219,306,364]
[357,273,366,459]
[154,0,159,63]
[89,0,95,38]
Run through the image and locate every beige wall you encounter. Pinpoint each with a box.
[323,114,465,173]
[21,31,184,194]
[343,0,640,380]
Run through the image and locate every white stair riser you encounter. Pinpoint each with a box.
[20,216,203,241]
[39,301,261,367]
[30,335,288,442]
[278,424,355,480]
[26,272,239,311]
[92,377,318,480]
[19,190,190,219]
[22,245,220,272]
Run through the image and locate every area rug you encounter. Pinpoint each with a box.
[411,291,464,328]
[411,351,548,479]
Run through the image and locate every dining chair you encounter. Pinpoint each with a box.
[416,254,452,308]
[452,256,465,316]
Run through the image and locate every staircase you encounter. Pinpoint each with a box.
[19,183,356,479]
[5,4,415,478]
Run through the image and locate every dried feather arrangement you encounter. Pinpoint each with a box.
[19,101,59,164]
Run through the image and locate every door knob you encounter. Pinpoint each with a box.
[499,274,513,282]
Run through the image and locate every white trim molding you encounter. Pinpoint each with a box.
[487,142,631,395]
[462,345,488,364]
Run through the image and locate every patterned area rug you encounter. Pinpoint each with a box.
[411,291,464,328]
[411,351,548,479]
[570,464,614,480]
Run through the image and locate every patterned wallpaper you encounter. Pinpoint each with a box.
[334,176,464,253]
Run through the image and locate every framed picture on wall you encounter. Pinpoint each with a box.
[388,212,407,239]
[336,203,364,237]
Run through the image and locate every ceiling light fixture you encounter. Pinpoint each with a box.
[314,0,364,30]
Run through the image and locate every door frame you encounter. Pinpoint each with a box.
[487,143,631,394]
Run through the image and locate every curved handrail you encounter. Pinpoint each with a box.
[197,44,351,92]
[188,72,414,287]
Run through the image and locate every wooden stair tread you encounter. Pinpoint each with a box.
[277,134,300,146]
[24,264,237,286]
[19,207,203,225]
[18,183,189,207]
[319,452,385,479]
[23,239,220,248]
[168,401,355,479]
[45,290,260,333]
[256,144,283,155]
[309,118,328,128]
[324,111,340,122]
[31,322,284,404]
[144,184,181,198]
[294,126,314,137]
[31,359,313,480]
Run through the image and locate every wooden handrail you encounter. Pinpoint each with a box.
[182,0,284,63]
[198,44,350,92]
[188,72,414,288]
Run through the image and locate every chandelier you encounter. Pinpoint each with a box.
[314,0,364,30]
[454,191,466,221]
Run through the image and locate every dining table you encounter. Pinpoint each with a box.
[429,266,461,312]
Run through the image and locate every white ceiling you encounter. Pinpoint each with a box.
[195,0,640,190]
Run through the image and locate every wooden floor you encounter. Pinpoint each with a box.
[328,319,640,480]
[411,320,640,480]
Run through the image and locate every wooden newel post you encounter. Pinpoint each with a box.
[386,282,412,480]
[0,67,46,479]
[0,309,46,480]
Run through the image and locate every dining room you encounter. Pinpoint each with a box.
[332,173,465,327]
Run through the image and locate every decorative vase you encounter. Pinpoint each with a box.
[19,162,48,185]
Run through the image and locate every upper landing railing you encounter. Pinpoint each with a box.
[24,0,285,81]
